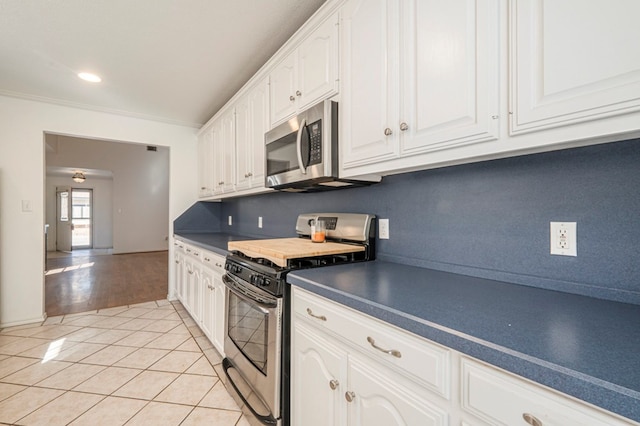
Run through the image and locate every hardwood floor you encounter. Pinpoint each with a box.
[45,251,168,317]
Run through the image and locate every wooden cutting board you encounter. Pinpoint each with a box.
[228,238,364,267]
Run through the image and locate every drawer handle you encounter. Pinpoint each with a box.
[345,391,355,402]
[329,379,339,390]
[175,260,179,264]
[204,257,210,262]
[366,336,402,358]
[216,263,223,268]
[522,413,543,426]
[306,308,327,321]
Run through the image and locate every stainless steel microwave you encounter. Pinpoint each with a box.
[265,100,380,192]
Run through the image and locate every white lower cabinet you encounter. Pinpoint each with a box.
[173,238,226,356]
[201,251,226,355]
[291,287,449,426]
[291,287,639,426]
[461,358,636,426]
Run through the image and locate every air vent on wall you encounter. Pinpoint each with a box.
[147,146,157,152]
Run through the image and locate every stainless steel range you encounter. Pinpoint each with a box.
[221,213,376,426]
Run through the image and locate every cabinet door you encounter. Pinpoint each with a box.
[235,94,252,190]
[340,0,401,169]
[183,257,197,314]
[173,245,185,302]
[348,354,448,426]
[212,271,226,355]
[220,109,236,193]
[510,0,640,134]
[211,119,225,195]
[200,266,215,340]
[292,321,347,426]
[248,77,269,188]
[401,0,499,155]
[270,53,297,125]
[197,129,214,198]
[297,12,339,110]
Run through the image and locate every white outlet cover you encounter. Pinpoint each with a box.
[228,216,233,226]
[379,218,389,239]
[550,222,577,256]
[258,217,263,228]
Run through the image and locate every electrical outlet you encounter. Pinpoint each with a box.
[258,217,263,228]
[550,222,577,256]
[379,219,390,239]
[228,215,233,226]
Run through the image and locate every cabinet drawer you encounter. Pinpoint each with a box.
[293,287,450,399]
[461,358,635,426]
[184,244,202,260]
[201,250,225,274]
[173,239,185,252]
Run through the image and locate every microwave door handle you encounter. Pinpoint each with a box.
[296,118,307,174]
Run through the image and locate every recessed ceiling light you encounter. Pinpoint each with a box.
[78,72,102,83]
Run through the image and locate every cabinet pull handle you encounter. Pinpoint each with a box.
[522,413,543,426]
[306,308,327,321]
[200,186,206,190]
[216,263,223,268]
[247,172,253,177]
[384,127,392,136]
[296,90,302,97]
[329,379,339,390]
[399,122,408,131]
[366,336,402,358]
[204,257,210,262]
[188,268,194,275]
[289,95,296,101]
[345,391,355,402]
[175,260,179,264]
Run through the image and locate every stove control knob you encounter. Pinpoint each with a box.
[262,279,271,287]
[234,265,242,274]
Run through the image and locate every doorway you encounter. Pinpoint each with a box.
[71,188,92,249]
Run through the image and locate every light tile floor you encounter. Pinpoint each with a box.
[0,300,249,426]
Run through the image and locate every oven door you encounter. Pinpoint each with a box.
[223,273,282,426]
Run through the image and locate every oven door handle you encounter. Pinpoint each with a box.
[223,274,277,310]
[296,118,307,174]
[223,358,278,425]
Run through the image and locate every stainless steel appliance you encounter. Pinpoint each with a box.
[265,100,381,192]
[222,213,376,426]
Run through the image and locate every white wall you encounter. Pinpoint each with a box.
[45,176,114,251]
[0,95,197,327]
[47,136,171,253]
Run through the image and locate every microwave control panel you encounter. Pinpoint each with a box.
[309,120,322,165]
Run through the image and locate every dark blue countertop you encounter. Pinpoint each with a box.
[287,262,640,423]
[172,232,640,422]
[174,232,254,256]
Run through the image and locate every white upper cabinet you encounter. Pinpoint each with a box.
[401,0,499,155]
[510,0,640,135]
[340,0,401,168]
[235,77,269,191]
[197,128,214,198]
[211,108,236,195]
[340,0,500,174]
[270,12,339,126]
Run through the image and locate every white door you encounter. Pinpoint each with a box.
[55,186,73,252]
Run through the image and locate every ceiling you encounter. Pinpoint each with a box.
[0,0,326,128]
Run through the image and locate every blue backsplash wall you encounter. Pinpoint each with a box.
[195,138,640,304]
